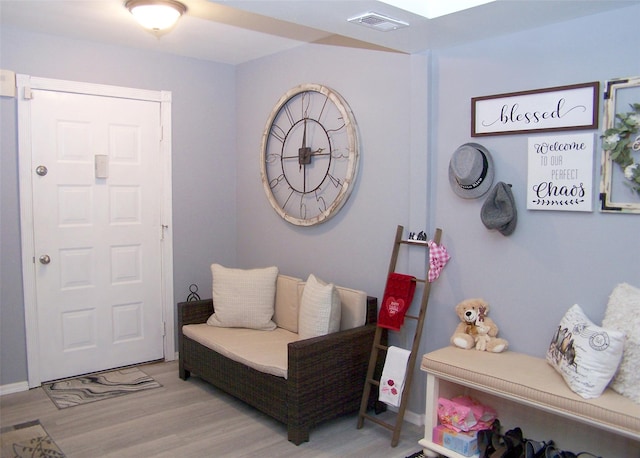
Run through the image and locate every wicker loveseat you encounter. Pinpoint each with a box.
[178,266,378,445]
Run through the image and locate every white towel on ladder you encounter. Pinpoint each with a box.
[379,346,412,407]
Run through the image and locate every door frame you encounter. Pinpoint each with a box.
[17,75,175,387]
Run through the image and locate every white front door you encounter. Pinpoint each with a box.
[18,76,174,384]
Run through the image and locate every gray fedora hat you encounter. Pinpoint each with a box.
[481,182,517,236]
[448,143,494,199]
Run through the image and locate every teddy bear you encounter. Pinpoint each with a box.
[450,298,508,353]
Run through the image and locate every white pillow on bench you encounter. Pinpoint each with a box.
[298,274,341,339]
[547,304,625,399]
[603,282,640,403]
[207,264,278,330]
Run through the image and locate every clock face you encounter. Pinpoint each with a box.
[260,84,359,226]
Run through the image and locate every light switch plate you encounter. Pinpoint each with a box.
[95,155,109,178]
[0,69,16,97]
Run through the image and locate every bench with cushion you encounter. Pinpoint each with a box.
[420,283,640,457]
[419,347,640,457]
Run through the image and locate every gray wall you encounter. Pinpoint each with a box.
[234,5,640,415]
[0,26,238,385]
[236,45,429,296]
[427,7,640,354]
[2,4,640,421]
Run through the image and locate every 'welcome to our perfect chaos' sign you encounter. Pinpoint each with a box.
[472,82,599,136]
[527,133,594,212]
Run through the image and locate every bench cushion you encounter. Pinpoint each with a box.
[421,346,640,440]
[183,324,298,379]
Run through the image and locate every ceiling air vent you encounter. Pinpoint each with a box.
[347,12,409,32]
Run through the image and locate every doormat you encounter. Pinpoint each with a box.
[1,420,65,458]
[42,367,161,409]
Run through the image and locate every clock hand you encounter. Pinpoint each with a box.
[302,118,307,149]
[298,118,312,171]
[303,162,306,193]
[299,118,307,172]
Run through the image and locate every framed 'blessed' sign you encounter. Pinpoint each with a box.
[472,82,599,136]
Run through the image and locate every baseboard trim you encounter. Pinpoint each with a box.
[2,355,179,396]
[386,406,425,426]
[403,409,425,426]
[0,381,29,396]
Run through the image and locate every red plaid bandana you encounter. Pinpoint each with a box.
[427,240,450,282]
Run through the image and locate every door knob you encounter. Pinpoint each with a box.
[36,165,48,176]
[39,254,51,265]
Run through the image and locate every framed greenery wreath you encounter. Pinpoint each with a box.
[601,102,640,194]
[600,76,640,213]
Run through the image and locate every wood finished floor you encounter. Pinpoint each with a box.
[0,360,424,457]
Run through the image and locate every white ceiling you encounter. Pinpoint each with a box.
[1,0,639,65]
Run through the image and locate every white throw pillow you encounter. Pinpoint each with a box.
[602,283,640,403]
[546,304,625,399]
[298,274,341,339]
[207,264,278,330]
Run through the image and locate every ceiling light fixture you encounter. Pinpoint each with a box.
[125,0,187,32]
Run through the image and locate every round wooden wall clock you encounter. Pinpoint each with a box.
[260,83,359,226]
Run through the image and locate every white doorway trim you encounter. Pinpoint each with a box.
[17,75,175,388]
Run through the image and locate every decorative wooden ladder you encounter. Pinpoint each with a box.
[357,224,443,447]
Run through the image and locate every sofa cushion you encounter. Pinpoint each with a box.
[547,304,625,399]
[183,324,298,378]
[297,280,368,332]
[273,275,302,333]
[298,274,341,339]
[207,264,278,330]
[335,285,367,330]
[602,282,640,403]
